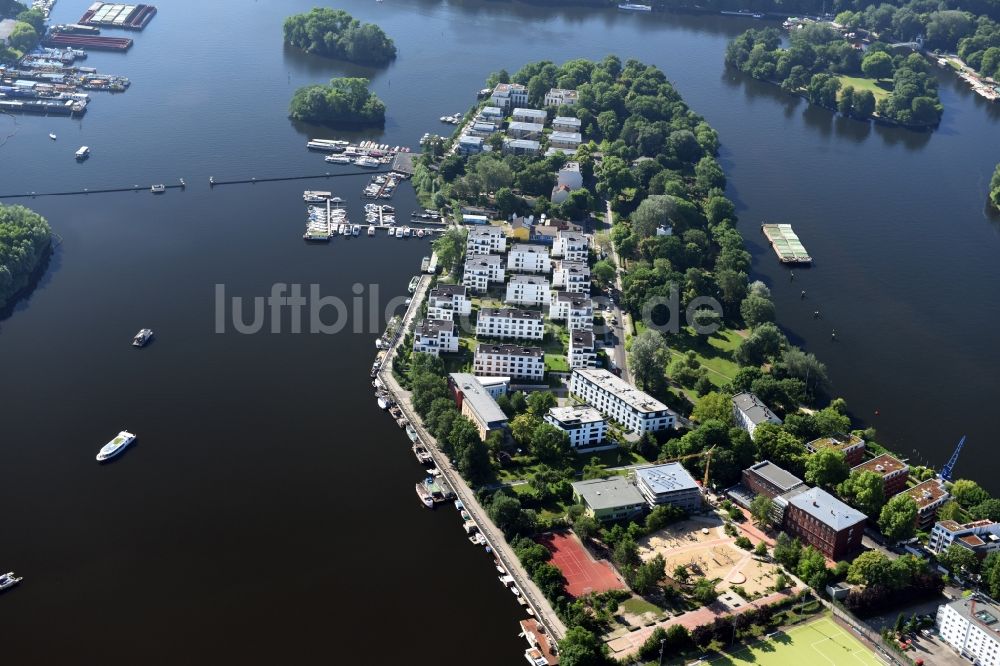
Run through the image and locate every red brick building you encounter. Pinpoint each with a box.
[805,434,866,467]
[853,453,909,499]
[905,479,950,530]
[783,487,867,560]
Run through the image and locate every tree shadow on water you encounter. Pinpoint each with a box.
[0,242,60,329]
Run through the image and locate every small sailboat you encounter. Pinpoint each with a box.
[49,133,57,140]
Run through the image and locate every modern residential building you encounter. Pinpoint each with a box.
[552,116,583,133]
[448,373,509,441]
[570,367,676,434]
[427,284,471,321]
[929,519,1000,556]
[634,463,703,512]
[505,274,551,307]
[479,106,503,123]
[551,184,573,204]
[519,618,558,666]
[476,375,510,399]
[473,344,545,381]
[491,83,528,109]
[503,138,541,156]
[467,226,506,256]
[468,121,498,136]
[544,146,577,158]
[508,121,545,140]
[508,243,551,274]
[552,260,590,293]
[511,107,547,124]
[937,595,1000,666]
[544,88,578,106]
[549,291,593,331]
[905,479,950,530]
[742,460,805,500]
[476,308,544,341]
[731,392,782,440]
[852,453,909,499]
[462,255,505,293]
[783,487,867,560]
[571,477,646,522]
[805,434,867,467]
[551,229,588,261]
[412,319,458,356]
[545,405,609,452]
[457,134,484,155]
[568,329,597,369]
[549,131,582,150]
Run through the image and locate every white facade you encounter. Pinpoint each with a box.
[570,368,676,434]
[552,229,589,261]
[550,131,582,150]
[938,598,1000,666]
[491,83,528,109]
[544,88,578,106]
[568,330,597,369]
[545,406,610,452]
[474,344,544,381]
[732,392,782,440]
[511,108,547,124]
[549,291,593,332]
[552,260,591,294]
[505,275,551,307]
[929,520,1000,555]
[556,163,583,191]
[552,116,583,133]
[508,244,551,274]
[463,255,505,294]
[467,226,506,256]
[476,308,544,341]
[508,121,544,140]
[427,284,471,321]
[413,319,458,356]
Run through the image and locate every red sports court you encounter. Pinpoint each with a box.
[537,531,625,598]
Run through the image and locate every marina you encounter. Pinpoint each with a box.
[761,223,812,264]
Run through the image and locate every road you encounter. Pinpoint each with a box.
[377,274,567,642]
[603,199,631,383]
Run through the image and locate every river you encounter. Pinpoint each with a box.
[1,0,998,662]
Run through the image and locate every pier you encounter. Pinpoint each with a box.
[376,275,567,642]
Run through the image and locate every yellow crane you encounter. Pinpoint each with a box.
[656,444,717,488]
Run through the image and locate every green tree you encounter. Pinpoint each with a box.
[8,21,36,53]
[861,51,894,80]
[558,626,609,666]
[797,546,830,589]
[533,562,567,599]
[804,448,849,489]
[754,541,768,557]
[0,203,52,309]
[591,260,616,288]
[838,469,886,517]
[692,578,719,605]
[773,532,802,569]
[431,227,468,276]
[740,294,776,327]
[939,544,980,577]
[628,329,671,396]
[574,515,601,540]
[750,495,774,527]
[735,323,787,366]
[288,77,387,126]
[970,498,1000,522]
[951,479,990,508]
[847,550,893,587]
[283,8,396,65]
[937,500,964,522]
[526,391,557,417]
[853,89,876,119]
[879,494,918,543]
[529,423,571,464]
[691,392,733,425]
[630,554,667,594]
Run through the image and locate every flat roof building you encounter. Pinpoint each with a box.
[512,107,547,123]
[474,344,545,382]
[634,462,702,512]
[570,367,676,435]
[929,519,1000,556]
[448,373,509,441]
[571,477,646,522]
[476,307,544,341]
[546,405,609,452]
[905,479,950,530]
[784,487,867,560]
[852,453,910,499]
[544,88,578,106]
[805,434,867,467]
[938,595,1000,666]
[742,461,805,500]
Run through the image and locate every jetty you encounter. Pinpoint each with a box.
[761,223,811,264]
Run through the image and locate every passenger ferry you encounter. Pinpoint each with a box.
[325,155,351,164]
[354,156,380,168]
[75,145,89,160]
[618,3,652,10]
[0,571,22,592]
[96,430,136,462]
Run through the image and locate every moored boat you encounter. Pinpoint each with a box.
[0,571,22,592]
[132,328,153,347]
[96,430,136,462]
[416,483,435,508]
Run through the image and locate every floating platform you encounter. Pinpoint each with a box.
[761,223,811,264]
[44,34,133,51]
[79,3,157,30]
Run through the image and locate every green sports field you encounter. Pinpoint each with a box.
[709,617,886,666]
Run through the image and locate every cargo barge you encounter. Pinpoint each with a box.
[78,3,157,30]
[761,223,812,264]
[0,98,86,116]
[44,34,133,51]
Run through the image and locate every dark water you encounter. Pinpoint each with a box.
[1,0,998,662]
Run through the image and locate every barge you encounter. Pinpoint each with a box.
[761,223,811,264]
[79,3,157,30]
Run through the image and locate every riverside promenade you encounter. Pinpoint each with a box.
[377,273,567,642]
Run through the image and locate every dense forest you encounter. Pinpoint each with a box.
[283,8,397,66]
[288,77,386,127]
[726,26,942,127]
[0,204,52,310]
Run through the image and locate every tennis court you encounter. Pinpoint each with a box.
[536,531,625,597]
[710,616,886,666]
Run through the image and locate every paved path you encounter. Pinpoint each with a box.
[604,199,631,383]
[377,275,567,641]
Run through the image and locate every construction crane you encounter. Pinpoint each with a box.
[657,444,717,488]
[940,435,967,482]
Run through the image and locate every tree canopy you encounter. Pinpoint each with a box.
[283,8,396,65]
[0,203,51,310]
[288,77,386,126]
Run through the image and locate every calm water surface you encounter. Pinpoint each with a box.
[1,0,998,662]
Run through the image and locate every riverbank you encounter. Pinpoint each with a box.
[0,203,53,311]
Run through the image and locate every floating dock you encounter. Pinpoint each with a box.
[761,223,811,264]
[79,3,157,30]
[44,34,133,50]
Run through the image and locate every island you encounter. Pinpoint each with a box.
[991,163,1000,211]
[288,77,386,127]
[282,8,396,66]
[726,26,943,128]
[0,203,52,310]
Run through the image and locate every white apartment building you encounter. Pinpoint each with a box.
[412,319,458,356]
[552,116,583,133]
[490,83,528,110]
[544,88,578,106]
[474,344,544,381]
[508,121,544,140]
[938,596,1000,666]
[570,367,676,434]
[552,229,589,261]
[511,107,547,124]
[634,463,703,512]
[556,164,583,190]
[552,260,591,294]
[478,106,503,123]
[462,255,505,294]
[476,308,544,341]
[506,274,551,307]
[549,291,593,332]
[508,244,551,274]
[929,519,1000,555]
[467,226,506,256]
[427,284,471,321]
[550,131,582,150]
[568,330,597,369]
[732,392,782,440]
[545,405,610,452]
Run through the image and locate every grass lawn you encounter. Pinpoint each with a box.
[545,353,570,372]
[703,616,884,666]
[622,596,664,617]
[836,75,892,102]
[667,326,743,389]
